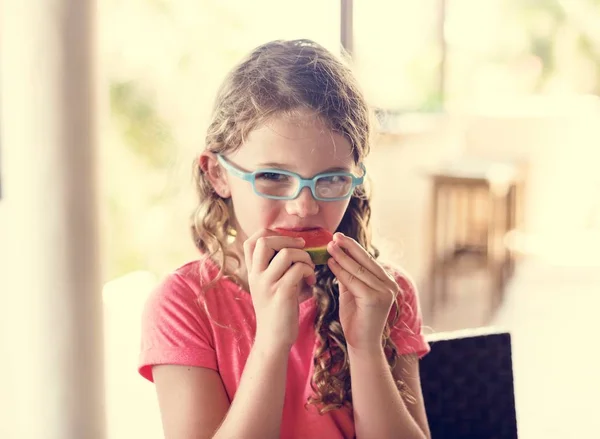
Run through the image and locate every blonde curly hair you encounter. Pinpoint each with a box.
[191,39,405,414]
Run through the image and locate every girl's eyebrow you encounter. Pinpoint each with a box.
[257,161,352,173]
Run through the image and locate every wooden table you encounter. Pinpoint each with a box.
[426,156,525,317]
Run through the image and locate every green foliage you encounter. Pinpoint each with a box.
[512,0,600,94]
[109,80,175,169]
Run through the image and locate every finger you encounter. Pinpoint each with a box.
[327,257,372,297]
[331,233,395,286]
[243,229,273,273]
[243,229,288,270]
[265,248,315,284]
[252,235,306,273]
[327,239,388,291]
[337,279,348,296]
[277,262,315,294]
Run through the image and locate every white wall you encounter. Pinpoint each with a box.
[0,1,106,438]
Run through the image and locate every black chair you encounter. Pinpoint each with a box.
[419,330,518,439]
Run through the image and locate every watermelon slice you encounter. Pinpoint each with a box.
[275,228,333,265]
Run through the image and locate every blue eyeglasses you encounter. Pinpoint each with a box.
[216,154,366,201]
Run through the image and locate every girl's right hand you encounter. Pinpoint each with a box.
[243,229,317,350]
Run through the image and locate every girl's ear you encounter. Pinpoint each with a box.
[199,151,231,198]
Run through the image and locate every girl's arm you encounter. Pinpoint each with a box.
[348,347,431,439]
[153,229,316,439]
[323,233,430,438]
[153,339,290,439]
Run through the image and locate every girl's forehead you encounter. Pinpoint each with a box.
[233,114,355,169]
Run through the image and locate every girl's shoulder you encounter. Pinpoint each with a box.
[143,257,223,309]
[172,257,218,281]
[379,260,431,357]
[378,259,423,323]
[378,259,419,298]
[164,255,231,288]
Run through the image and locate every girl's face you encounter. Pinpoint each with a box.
[207,111,358,243]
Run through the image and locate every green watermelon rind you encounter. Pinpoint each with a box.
[306,247,331,265]
[274,228,333,265]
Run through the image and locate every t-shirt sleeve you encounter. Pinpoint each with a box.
[138,272,217,382]
[386,267,430,359]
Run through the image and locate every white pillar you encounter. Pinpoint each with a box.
[0,0,106,438]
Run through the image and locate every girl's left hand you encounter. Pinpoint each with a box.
[327,232,399,353]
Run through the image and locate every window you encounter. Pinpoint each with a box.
[444,0,600,110]
[353,0,443,111]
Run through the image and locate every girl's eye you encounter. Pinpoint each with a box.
[320,175,351,185]
[322,175,343,183]
[256,172,289,182]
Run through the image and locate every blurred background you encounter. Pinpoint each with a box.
[2,0,600,438]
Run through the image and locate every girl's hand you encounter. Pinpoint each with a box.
[244,229,317,350]
[326,232,399,353]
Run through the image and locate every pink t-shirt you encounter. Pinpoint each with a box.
[139,257,430,439]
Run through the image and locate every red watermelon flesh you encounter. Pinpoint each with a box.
[275,228,333,265]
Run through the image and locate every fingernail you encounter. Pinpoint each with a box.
[296,238,305,245]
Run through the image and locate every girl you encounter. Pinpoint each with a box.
[139,39,431,439]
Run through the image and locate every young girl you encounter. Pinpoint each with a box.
[139,39,431,439]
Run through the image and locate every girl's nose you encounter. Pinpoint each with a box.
[285,187,319,218]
